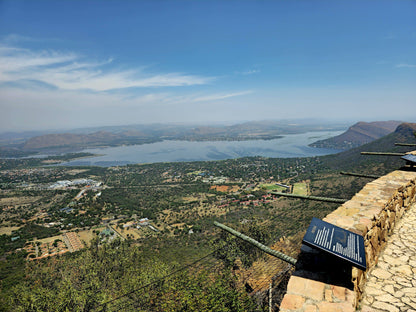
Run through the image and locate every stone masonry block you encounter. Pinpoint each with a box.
[317,301,354,312]
[331,285,346,301]
[304,304,317,312]
[333,216,355,229]
[334,206,360,217]
[354,223,368,236]
[325,288,332,302]
[279,171,416,312]
[280,294,305,310]
[286,275,325,301]
[365,245,374,266]
[404,196,411,206]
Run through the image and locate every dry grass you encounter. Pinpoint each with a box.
[37,234,64,244]
[292,182,309,196]
[66,169,89,175]
[181,196,200,203]
[170,222,186,229]
[77,227,104,245]
[0,226,21,235]
[0,196,42,206]
[210,185,240,193]
[119,227,144,239]
[260,183,288,192]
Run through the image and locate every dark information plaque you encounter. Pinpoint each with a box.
[302,218,366,271]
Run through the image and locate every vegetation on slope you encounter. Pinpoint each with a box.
[2,239,256,312]
[0,122,415,311]
[309,120,402,150]
[321,122,416,173]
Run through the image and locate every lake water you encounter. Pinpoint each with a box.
[62,130,343,167]
[61,131,344,167]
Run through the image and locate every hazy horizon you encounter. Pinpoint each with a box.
[0,117,401,135]
[1,1,415,132]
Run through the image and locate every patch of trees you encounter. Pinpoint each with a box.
[0,224,60,254]
[2,239,256,311]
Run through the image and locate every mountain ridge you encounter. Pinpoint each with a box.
[322,122,416,173]
[309,121,402,150]
[16,121,347,151]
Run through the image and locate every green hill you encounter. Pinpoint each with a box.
[321,122,416,174]
[310,120,402,150]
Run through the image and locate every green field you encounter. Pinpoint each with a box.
[260,183,289,192]
[292,182,308,195]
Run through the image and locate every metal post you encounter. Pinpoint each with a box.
[394,143,416,146]
[213,221,297,266]
[360,152,405,156]
[270,192,347,204]
[340,171,380,179]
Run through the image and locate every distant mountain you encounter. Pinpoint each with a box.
[309,121,402,150]
[14,121,347,152]
[0,130,52,146]
[322,122,416,173]
[23,132,115,150]
[21,131,160,151]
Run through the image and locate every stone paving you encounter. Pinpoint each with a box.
[359,202,416,312]
[280,170,416,312]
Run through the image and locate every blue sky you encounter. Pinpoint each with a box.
[0,0,415,131]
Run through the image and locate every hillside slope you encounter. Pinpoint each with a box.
[22,131,158,151]
[18,121,346,151]
[310,121,402,150]
[322,122,416,173]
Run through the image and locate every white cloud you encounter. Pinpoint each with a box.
[0,42,213,91]
[2,34,60,44]
[242,69,260,75]
[192,91,253,102]
[0,84,258,130]
[0,46,77,75]
[395,63,416,68]
[1,82,415,131]
[236,69,260,75]
[0,87,170,130]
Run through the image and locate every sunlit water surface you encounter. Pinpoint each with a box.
[61,130,344,167]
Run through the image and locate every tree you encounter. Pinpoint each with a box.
[4,240,256,311]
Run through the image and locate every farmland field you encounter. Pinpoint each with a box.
[260,183,289,192]
[0,226,20,235]
[292,182,309,196]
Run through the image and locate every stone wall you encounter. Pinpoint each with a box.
[279,170,416,312]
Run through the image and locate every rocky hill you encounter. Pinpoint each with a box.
[309,121,402,150]
[322,122,416,173]
[17,121,346,151]
[22,131,121,150]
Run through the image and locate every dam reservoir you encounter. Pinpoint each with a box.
[62,130,344,167]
